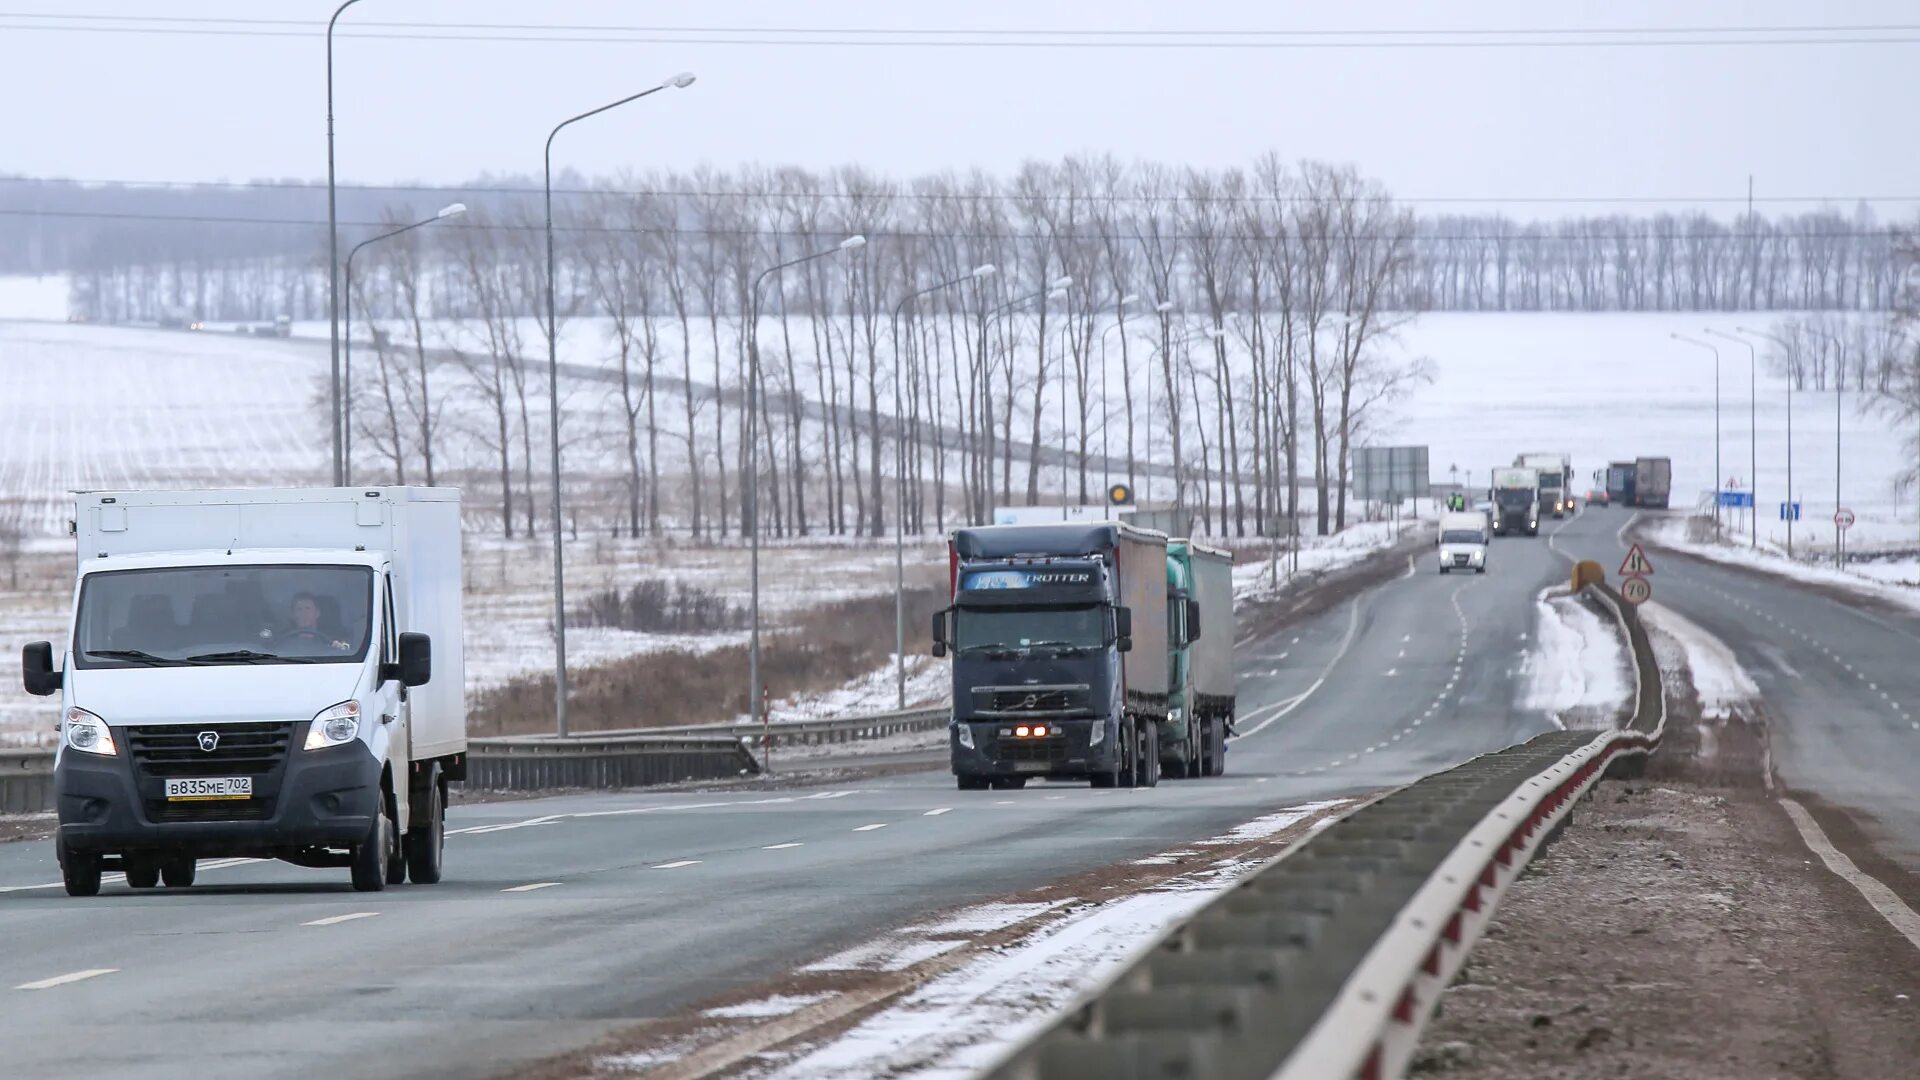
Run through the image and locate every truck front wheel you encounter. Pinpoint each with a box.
[404,779,445,885]
[58,834,101,898]
[125,860,160,889]
[350,805,392,893]
[958,775,990,791]
[1135,724,1160,788]
[162,858,196,888]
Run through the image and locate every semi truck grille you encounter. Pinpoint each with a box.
[126,722,295,779]
[995,736,1071,764]
[144,798,277,823]
[972,685,1090,713]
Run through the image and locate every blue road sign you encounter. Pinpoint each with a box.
[1779,501,1802,521]
[1718,491,1755,509]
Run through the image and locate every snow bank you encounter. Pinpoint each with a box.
[1232,518,1425,599]
[1520,591,1631,728]
[1642,515,1920,616]
[1640,602,1759,719]
[0,275,69,320]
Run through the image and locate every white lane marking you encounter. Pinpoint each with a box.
[853,823,889,832]
[304,912,380,927]
[1401,634,1411,643]
[1401,553,1416,578]
[923,807,952,817]
[762,843,804,850]
[15,968,117,991]
[652,860,702,869]
[450,790,863,836]
[1780,798,1920,955]
[1236,598,1363,739]
[501,882,562,893]
[1384,668,1398,677]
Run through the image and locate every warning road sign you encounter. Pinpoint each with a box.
[1619,543,1654,577]
[1620,576,1652,605]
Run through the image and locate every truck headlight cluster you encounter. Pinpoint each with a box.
[64,707,116,757]
[955,723,976,750]
[304,700,362,750]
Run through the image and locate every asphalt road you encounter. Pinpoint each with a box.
[1556,511,1920,873]
[0,524,1580,1080]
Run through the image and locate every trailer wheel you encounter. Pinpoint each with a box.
[1136,724,1160,788]
[958,775,990,791]
[162,858,196,888]
[990,777,1027,791]
[1213,714,1229,776]
[58,834,101,898]
[125,860,160,889]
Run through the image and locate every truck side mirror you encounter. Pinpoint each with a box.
[930,609,949,658]
[22,641,61,697]
[1113,606,1132,652]
[390,632,432,688]
[1186,599,1202,642]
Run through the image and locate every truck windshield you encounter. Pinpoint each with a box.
[955,606,1105,653]
[1495,490,1535,510]
[1441,530,1487,545]
[73,565,375,668]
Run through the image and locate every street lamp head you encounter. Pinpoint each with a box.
[839,235,867,253]
[436,202,468,219]
[971,263,997,279]
[664,72,697,89]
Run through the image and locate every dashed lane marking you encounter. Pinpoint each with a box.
[502,882,562,893]
[763,843,804,850]
[853,824,889,832]
[923,808,952,817]
[15,969,117,991]
[304,912,380,927]
[651,860,702,870]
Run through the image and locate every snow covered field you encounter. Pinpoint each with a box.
[0,275,69,320]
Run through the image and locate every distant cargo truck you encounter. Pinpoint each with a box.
[1606,461,1637,506]
[1515,452,1575,518]
[935,523,1170,790]
[1633,457,1672,509]
[1490,467,1539,537]
[1165,540,1234,778]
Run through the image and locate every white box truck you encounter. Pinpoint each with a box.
[21,487,466,896]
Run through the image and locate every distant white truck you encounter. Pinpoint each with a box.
[23,487,466,896]
[1437,511,1489,573]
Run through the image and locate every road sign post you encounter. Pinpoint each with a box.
[1835,506,1855,568]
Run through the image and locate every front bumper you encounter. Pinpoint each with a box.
[951,717,1120,779]
[56,735,381,857]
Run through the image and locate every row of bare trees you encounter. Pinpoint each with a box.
[333,156,1434,542]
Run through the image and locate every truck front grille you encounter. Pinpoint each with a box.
[972,685,1091,714]
[126,722,295,779]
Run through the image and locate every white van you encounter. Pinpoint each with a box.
[23,487,466,896]
[1437,510,1490,574]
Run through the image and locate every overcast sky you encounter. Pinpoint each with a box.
[2,1,1915,214]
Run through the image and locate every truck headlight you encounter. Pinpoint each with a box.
[304,700,362,750]
[1089,721,1106,747]
[955,722,975,750]
[64,707,116,757]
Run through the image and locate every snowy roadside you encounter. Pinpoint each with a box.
[561,799,1353,1079]
[1519,588,1632,730]
[1231,517,1434,601]
[1639,514,1920,616]
[1638,602,1760,720]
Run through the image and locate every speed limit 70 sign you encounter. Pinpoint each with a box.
[1835,507,1856,530]
[1620,576,1652,605]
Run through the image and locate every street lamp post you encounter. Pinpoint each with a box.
[1706,328,1759,548]
[1672,333,1721,532]
[343,202,466,486]
[1738,325,1796,558]
[544,72,695,737]
[749,236,867,730]
[889,263,995,709]
[1098,294,1139,495]
[325,0,366,488]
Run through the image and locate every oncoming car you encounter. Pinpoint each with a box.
[1437,511,1490,574]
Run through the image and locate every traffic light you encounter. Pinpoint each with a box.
[1108,483,1134,506]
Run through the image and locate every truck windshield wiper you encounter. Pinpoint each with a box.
[1023,640,1093,653]
[184,649,324,665]
[957,644,1020,658]
[83,648,187,667]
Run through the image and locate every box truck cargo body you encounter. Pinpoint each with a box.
[934,523,1169,789]
[1166,540,1235,778]
[23,487,466,896]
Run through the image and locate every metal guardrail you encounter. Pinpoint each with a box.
[0,707,952,810]
[985,581,1665,1080]
[0,749,54,815]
